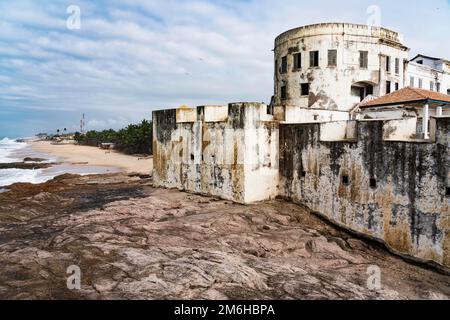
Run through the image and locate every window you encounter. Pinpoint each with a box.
[447,187,450,197]
[293,53,301,70]
[313,115,319,121]
[275,59,278,76]
[418,78,423,89]
[328,50,337,67]
[386,56,391,72]
[342,175,350,185]
[410,76,414,87]
[359,51,368,69]
[301,83,310,96]
[417,60,423,65]
[369,178,377,189]
[301,171,306,177]
[280,85,287,100]
[386,81,391,94]
[436,83,441,92]
[395,58,400,74]
[447,89,450,96]
[395,83,399,91]
[281,56,287,74]
[430,81,434,91]
[310,51,319,67]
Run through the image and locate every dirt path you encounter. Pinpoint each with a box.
[0,173,448,299]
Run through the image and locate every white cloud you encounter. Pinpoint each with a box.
[0,0,449,135]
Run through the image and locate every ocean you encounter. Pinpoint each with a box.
[0,137,120,190]
[0,137,50,188]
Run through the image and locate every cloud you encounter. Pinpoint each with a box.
[0,0,449,136]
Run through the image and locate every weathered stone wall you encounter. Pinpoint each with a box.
[273,23,409,122]
[279,117,450,268]
[153,103,279,204]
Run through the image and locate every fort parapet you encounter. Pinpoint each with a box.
[153,103,279,204]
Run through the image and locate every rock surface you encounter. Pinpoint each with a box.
[0,173,448,300]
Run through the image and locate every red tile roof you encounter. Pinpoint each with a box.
[360,87,450,108]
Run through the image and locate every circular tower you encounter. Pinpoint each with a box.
[273,23,409,122]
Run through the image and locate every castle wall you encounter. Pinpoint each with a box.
[278,117,450,268]
[153,103,279,204]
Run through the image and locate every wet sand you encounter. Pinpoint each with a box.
[29,141,153,174]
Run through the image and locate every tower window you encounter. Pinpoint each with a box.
[370,178,377,189]
[281,56,287,74]
[328,50,337,67]
[301,83,310,96]
[359,51,368,69]
[310,51,319,67]
[446,187,450,197]
[293,53,301,70]
[386,56,391,72]
[386,81,391,94]
[281,85,287,100]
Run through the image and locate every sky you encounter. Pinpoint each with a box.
[0,0,449,137]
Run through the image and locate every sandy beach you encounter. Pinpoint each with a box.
[29,141,153,174]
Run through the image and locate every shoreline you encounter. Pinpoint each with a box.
[28,140,153,174]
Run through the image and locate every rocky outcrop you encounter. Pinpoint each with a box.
[0,162,54,170]
[0,173,448,299]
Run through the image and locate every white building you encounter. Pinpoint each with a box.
[408,54,450,95]
[272,23,450,124]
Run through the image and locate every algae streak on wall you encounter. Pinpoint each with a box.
[153,103,279,204]
[279,118,450,268]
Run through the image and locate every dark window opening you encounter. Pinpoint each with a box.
[370,178,377,189]
[301,83,310,96]
[310,51,319,67]
[417,60,423,65]
[430,81,434,91]
[395,58,400,74]
[190,154,195,161]
[281,56,287,74]
[313,115,319,121]
[395,83,399,91]
[436,83,441,92]
[281,85,287,100]
[447,89,450,96]
[293,53,301,70]
[386,81,391,94]
[328,50,337,67]
[386,56,391,72]
[301,171,306,177]
[359,51,368,69]
[446,187,450,197]
[275,59,278,77]
[342,175,350,185]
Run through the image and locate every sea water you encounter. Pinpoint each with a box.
[0,137,120,188]
[0,137,46,187]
